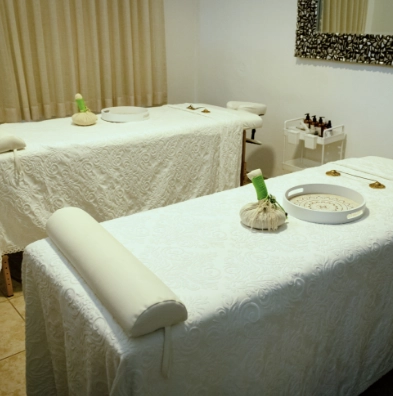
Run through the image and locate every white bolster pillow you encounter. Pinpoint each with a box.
[46,207,188,337]
[227,101,267,116]
[0,135,26,153]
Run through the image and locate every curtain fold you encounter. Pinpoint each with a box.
[320,0,368,34]
[0,0,167,123]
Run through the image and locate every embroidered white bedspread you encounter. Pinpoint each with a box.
[23,156,393,395]
[334,155,393,181]
[0,104,245,256]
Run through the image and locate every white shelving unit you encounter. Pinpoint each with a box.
[283,117,345,173]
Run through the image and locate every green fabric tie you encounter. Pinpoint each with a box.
[76,97,87,113]
[252,175,268,201]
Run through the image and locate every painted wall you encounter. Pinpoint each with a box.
[370,0,393,35]
[164,0,199,104]
[165,0,393,177]
[365,0,376,33]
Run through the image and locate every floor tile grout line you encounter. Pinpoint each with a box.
[9,298,25,322]
[0,296,25,321]
[0,349,26,363]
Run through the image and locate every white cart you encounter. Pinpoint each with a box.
[282,117,345,172]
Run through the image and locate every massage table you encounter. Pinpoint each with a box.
[0,102,264,295]
[23,156,393,395]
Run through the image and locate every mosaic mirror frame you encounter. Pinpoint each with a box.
[295,0,393,66]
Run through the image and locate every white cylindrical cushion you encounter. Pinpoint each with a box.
[46,207,188,337]
[227,101,267,116]
[0,135,26,153]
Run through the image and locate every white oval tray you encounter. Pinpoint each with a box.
[101,106,149,123]
[283,184,366,224]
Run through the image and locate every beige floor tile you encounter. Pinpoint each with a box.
[0,289,7,303]
[0,301,25,360]
[0,351,26,396]
[10,296,25,320]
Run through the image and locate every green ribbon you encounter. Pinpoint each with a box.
[252,174,287,217]
[268,194,287,217]
[76,97,87,113]
[252,175,268,201]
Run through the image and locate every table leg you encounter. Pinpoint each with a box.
[240,130,247,186]
[1,255,14,297]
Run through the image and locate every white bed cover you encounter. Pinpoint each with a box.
[0,104,257,257]
[23,156,393,395]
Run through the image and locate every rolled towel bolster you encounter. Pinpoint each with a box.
[46,207,188,337]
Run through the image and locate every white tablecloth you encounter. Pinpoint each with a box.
[0,104,252,256]
[23,156,393,395]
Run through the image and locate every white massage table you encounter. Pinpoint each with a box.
[0,103,263,295]
[23,156,393,395]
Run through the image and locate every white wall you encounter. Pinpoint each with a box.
[365,0,376,33]
[165,0,393,177]
[164,0,199,104]
[370,0,393,35]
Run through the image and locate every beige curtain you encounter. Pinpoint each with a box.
[0,0,167,123]
[320,0,369,34]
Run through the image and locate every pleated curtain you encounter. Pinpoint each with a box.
[320,0,369,34]
[0,0,167,123]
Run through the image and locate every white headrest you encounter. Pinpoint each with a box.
[46,207,188,337]
[227,101,267,116]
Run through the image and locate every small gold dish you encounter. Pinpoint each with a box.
[326,170,341,177]
[369,181,386,189]
[187,105,196,110]
[326,169,386,189]
[202,109,210,113]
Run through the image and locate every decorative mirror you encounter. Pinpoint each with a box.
[295,0,393,66]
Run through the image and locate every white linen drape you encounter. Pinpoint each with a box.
[320,0,369,34]
[0,0,167,123]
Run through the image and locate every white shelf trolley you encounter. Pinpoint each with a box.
[283,117,345,172]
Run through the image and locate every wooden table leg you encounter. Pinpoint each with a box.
[1,255,14,297]
[240,130,247,186]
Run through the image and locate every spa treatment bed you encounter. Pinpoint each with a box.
[23,156,393,395]
[0,102,263,294]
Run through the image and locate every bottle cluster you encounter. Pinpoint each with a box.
[304,114,332,137]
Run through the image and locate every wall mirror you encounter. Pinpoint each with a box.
[295,0,393,66]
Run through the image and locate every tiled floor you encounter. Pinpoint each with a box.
[0,278,26,396]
